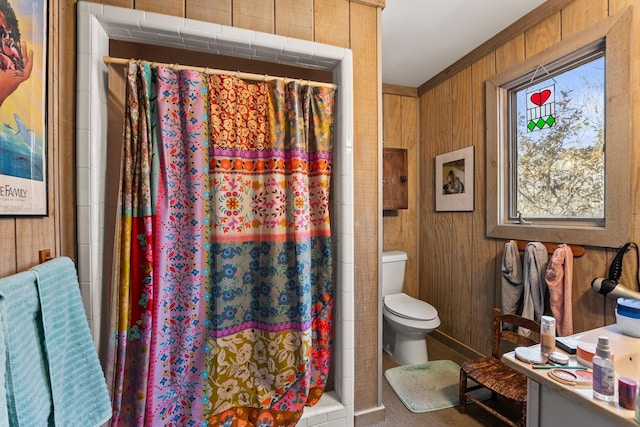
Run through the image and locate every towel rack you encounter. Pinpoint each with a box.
[513,240,585,258]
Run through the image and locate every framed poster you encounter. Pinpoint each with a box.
[435,145,474,212]
[0,0,47,216]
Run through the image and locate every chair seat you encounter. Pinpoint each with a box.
[458,309,540,427]
[461,356,528,403]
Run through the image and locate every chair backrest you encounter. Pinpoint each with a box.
[492,308,541,359]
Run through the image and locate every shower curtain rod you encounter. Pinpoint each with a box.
[103,56,337,89]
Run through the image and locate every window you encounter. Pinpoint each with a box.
[510,48,604,223]
[486,9,631,247]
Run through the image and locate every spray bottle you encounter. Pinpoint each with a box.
[592,336,615,402]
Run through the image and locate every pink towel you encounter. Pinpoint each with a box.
[545,244,573,336]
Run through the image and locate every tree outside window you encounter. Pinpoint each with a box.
[510,54,605,221]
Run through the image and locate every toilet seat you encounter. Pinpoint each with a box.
[384,293,438,321]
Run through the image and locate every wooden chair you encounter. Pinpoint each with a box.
[458,308,541,427]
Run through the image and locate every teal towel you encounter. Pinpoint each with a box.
[0,311,9,427]
[0,269,53,426]
[32,257,112,427]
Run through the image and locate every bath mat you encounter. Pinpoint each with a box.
[384,359,492,413]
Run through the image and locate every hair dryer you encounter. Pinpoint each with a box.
[591,277,640,300]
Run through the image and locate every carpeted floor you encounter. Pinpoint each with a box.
[369,336,521,427]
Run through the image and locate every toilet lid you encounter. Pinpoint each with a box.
[384,293,438,321]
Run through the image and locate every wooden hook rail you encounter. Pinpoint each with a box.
[514,240,585,258]
[39,249,52,264]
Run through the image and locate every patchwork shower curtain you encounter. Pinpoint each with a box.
[109,61,335,426]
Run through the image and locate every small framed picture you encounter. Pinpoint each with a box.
[435,145,474,212]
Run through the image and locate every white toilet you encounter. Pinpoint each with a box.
[382,250,440,365]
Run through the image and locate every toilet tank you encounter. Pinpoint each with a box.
[382,251,407,297]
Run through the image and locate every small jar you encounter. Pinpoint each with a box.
[619,377,637,410]
[636,384,640,422]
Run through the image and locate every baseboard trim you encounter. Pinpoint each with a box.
[354,405,385,426]
[431,330,484,359]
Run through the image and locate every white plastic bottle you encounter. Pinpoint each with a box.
[592,336,615,402]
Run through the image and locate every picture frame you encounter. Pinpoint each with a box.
[435,145,474,212]
[0,0,48,216]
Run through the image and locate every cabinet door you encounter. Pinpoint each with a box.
[383,148,408,210]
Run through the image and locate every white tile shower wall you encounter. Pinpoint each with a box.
[76,2,354,425]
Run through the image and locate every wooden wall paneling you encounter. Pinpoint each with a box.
[135,0,184,16]
[470,52,498,356]
[561,0,608,38]
[382,84,417,97]
[419,89,436,306]
[275,0,314,40]
[314,0,350,48]
[613,2,640,277]
[401,96,418,298]
[48,0,61,260]
[233,0,275,34]
[449,67,472,343]
[524,11,561,58]
[432,80,453,334]
[350,1,379,413]
[58,1,77,260]
[97,0,132,7]
[610,0,636,13]
[571,248,610,332]
[0,220,16,276]
[559,1,612,334]
[382,94,400,147]
[16,216,56,272]
[186,0,232,25]
[349,0,384,7]
[382,94,402,248]
[495,34,525,74]
[451,67,472,151]
[382,93,418,298]
[628,1,640,250]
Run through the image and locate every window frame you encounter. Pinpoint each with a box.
[485,7,631,248]
[508,46,605,224]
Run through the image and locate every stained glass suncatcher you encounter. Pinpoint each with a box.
[526,85,555,131]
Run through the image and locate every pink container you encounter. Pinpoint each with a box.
[618,377,638,410]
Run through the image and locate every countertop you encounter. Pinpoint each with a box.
[502,325,639,427]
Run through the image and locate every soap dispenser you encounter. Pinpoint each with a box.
[592,336,615,402]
